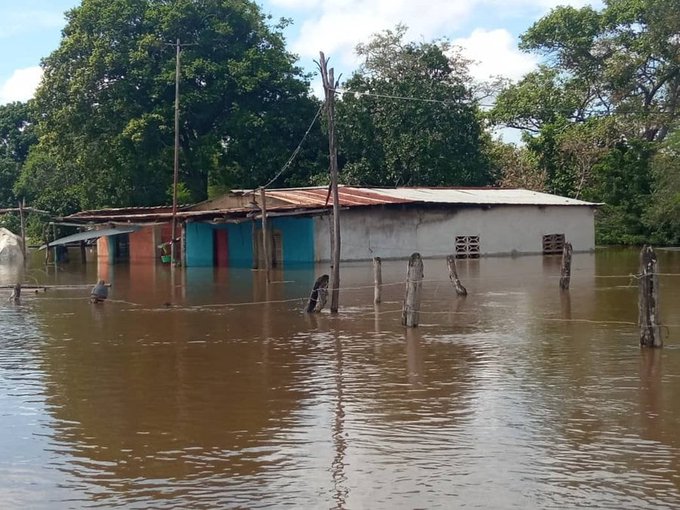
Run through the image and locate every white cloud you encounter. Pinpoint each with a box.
[291,0,475,66]
[286,0,603,63]
[0,67,43,104]
[454,29,539,82]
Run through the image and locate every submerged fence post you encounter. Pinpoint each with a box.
[373,257,382,304]
[446,255,467,296]
[306,274,329,313]
[559,242,573,291]
[639,245,662,348]
[401,253,423,328]
[9,283,21,303]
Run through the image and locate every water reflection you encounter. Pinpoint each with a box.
[1,248,680,508]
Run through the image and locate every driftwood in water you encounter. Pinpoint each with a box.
[306,274,329,313]
[446,255,467,296]
[373,257,382,304]
[559,242,573,290]
[401,253,424,327]
[639,245,662,348]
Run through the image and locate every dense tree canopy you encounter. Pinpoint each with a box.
[0,102,36,208]
[21,0,321,211]
[491,0,680,244]
[335,26,492,187]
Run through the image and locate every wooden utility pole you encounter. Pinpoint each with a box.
[319,51,341,313]
[18,198,26,262]
[260,187,271,283]
[171,38,181,265]
[639,245,662,348]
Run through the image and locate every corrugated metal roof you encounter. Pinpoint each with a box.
[61,186,598,224]
[253,186,598,207]
[39,226,141,249]
[68,205,191,218]
[265,187,410,206]
[370,188,597,206]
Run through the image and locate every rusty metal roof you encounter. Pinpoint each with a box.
[249,186,598,207]
[62,186,597,224]
[265,187,410,206]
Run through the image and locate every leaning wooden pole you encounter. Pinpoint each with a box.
[373,256,382,304]
[559,242,573,290]
[319,51,341,313]
[401,253,424,327]
[446,255,467,296]
[260,187,271,283]
[639,245,662,348]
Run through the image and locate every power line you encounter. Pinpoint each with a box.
[333,87,495,108]
[262,104,324,189]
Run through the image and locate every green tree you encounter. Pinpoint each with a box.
[28,0,321,209]
[335,26,492,187]
[645,128,680,243]
[520,0,680,142]
[0,101,36,207]
[490,0,680,243]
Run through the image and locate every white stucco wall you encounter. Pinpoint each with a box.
[314,205,595,261]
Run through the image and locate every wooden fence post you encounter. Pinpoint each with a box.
[9,283,21,303]
[446,255,467,296]
[306,274,329,313]
[401,253,423,327]
[373,257,382,304]
[639,245,662,348]
[559,242,573,290]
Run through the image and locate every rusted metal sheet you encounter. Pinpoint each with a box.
[266,186,410,207]
[63,186,599,224]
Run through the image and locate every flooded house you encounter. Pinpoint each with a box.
[58,186,598,267]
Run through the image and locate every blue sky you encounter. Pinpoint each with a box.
[0,0,600,105]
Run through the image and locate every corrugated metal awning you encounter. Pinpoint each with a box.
[40,226,141,250]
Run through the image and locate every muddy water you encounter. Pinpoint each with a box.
[1,248,680,509]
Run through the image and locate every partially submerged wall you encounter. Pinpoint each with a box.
[314,205,596,261]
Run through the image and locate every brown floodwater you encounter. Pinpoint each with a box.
[1,248,680,509]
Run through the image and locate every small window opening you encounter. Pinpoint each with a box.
[455,235,480,259]
[542,233,565,255]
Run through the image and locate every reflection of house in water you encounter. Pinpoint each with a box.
[55,186,598,268]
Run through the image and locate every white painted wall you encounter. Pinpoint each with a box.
[314,205,595,261]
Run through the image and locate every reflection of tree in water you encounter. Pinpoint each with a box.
[36,296,313,506]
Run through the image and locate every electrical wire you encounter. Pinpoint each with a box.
[262,104,324,190]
